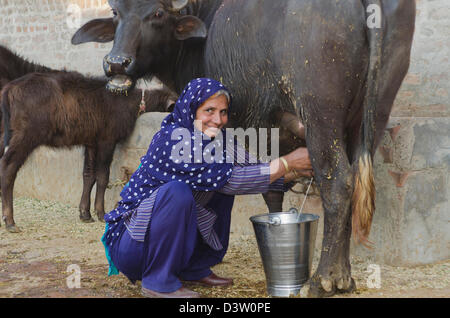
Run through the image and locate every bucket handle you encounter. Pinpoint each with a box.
[268,217,281,226]
[267,178,313,226]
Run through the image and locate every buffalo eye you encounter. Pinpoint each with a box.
[111,8,118,18]
[155,8,165,18]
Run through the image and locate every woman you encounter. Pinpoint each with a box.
[102,78,313,298]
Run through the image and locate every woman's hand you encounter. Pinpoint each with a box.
[284,147,312,171]
[269,147,313,183]
[284,169,314,183]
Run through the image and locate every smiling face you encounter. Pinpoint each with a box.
[194,93,229,138]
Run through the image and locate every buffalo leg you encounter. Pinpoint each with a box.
[79,146,97,223]
[93,142,116,221]
[262,191,284,213]
[0,141,35,232]
[302,126,355,297]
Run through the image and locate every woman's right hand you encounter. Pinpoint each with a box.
[284,147,312,171]
[269,147,313,184]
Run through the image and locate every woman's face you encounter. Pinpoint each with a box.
[194,94,229,138]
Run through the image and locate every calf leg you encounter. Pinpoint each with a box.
[93,142,116,221]
[79,146,97,223]
[301,126,356,298]
[0,141,35,232]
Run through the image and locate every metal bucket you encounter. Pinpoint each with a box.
[250,208,319,297]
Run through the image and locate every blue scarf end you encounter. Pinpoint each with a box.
[101,223,119,276]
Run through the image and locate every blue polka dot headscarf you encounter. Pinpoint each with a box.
[105,78,235,223]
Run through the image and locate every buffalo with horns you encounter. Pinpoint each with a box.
[72,0,416,297]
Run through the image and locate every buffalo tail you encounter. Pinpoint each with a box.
[352,0,384,248]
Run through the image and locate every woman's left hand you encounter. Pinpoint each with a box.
[284,169,314,183]
[269,147,312,183]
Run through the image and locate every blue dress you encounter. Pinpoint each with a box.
[102,162,289,293]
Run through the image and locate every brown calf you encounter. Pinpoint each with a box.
[0,71,177,232]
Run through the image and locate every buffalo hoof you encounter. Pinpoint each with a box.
[300,274,356,298]
[79,211,95,223]
[80,216,95,223]
[6,224,22,233]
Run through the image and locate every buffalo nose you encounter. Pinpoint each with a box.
[103,54,134,75]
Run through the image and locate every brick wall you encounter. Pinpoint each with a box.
[392,0,450,117]
[0,0,111,75]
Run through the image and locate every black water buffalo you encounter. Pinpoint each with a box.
[72,0,416,297]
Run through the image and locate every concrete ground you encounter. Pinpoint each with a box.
[0,197,448,298]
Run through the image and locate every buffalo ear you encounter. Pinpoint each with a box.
[71,18,116,45]
[174,16,207,41]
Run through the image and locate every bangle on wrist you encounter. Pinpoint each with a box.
[280,157,290,173]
